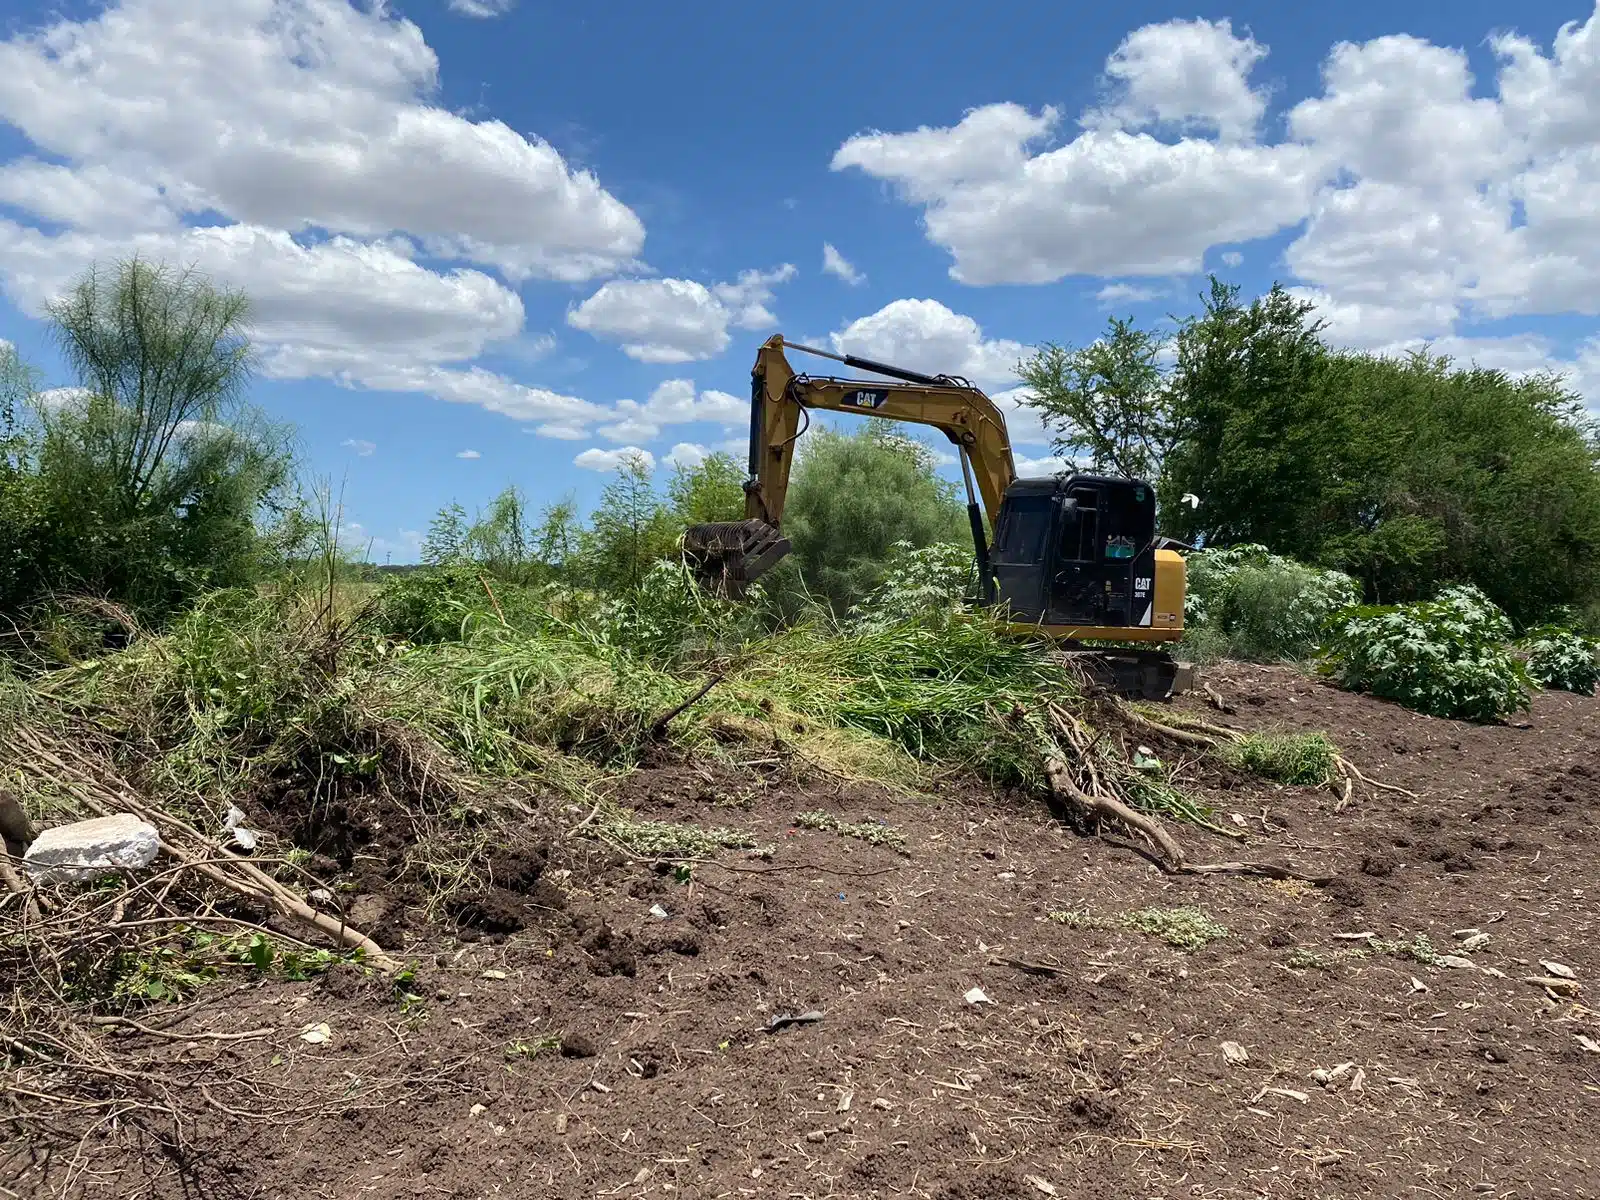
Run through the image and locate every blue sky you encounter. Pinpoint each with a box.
[0,0,1596,562]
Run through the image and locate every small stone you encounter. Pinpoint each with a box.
[871,1097,893,1110]
[1350,1067,1366,1094]
[23,814,161,883]
[1220,1041,1249,1066]
[1437,955,1478,970]
[649,903,669,921]
[1576,1035,1600,1054]
[1460,933,1491,952]
[469,1103,487,1118]
[963,986,992,1005]
[299,1022,331,1045]
[481,969,507,980]
[555,1113,569,1134]
[1410,976,1429,993]
[836,1091,853,1113]
[806,1130,827,1143]
[1309,1068,1331,1086]
[1540,961,1576,980]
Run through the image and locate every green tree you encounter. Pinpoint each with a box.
[668,451,746,525]
[583,452,679,592]
[0,257,296,619]
[782,419,968,612]
[1163,278,1348,554]
[1162,276,1600,623]
[422,502,469,565]
[1017,316,1174,483]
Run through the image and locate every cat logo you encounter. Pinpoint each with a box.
[841,388,889,410]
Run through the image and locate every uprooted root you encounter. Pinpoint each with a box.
[1036,699,1387,882]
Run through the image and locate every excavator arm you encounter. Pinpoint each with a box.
[684,335,1018,594]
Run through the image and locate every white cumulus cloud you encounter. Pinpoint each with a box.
[341,438,376,456]
[449,0,516,15]
[0,0,644,433]
[575,446,655,472]
[568,265,795,363]
[597,378,746,443]
[456,449,481,459]
[822,242,864,285]
[830,299,1027,390]
[1085,18,1269,143]
[828,4,1600,401]
[664,442,710,470]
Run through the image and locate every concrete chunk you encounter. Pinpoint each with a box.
[23,813,161,883]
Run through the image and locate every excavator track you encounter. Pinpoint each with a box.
[1056,646,1193,702]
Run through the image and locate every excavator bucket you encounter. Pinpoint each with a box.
[683,520,792,596]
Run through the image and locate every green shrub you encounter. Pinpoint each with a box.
[847,540,976,632]
[1220,731,1338,784]
[372,564,550,644]
[1183,544,1359,663]
[1319,584,1530,722]
[1519,625,1600,695]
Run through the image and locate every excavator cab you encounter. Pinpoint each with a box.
[991,475,1174,631]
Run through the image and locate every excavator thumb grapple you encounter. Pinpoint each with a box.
[683,519,791,597]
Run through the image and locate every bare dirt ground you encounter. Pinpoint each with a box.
[6,664,1600,1200]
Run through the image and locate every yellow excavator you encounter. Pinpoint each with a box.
[683,336,1190,698]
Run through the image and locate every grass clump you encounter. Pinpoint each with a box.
[794,810,908,853]
[1220,730,1339,785]
[1123,906,1229,951]
[597,816,766,858]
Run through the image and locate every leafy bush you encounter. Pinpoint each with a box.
[1220,731,1338,785]
[1319,584,1530,721]
[847,540,975,632]
[1183,543,1359,662]
[372,564,549,644]
[1519,625,1600,695]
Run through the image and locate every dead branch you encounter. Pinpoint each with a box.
[649,673,725,739]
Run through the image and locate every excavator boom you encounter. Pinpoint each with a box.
[684,336,1013,593]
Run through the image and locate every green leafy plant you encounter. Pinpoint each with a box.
[847,540,976,632]
[1319,585,1531,722]
[1519,625,1600,695]
[1220,731,1339,785]
[1183,543,1360,663]
[1123,906,1229,951]
[794,810,908,852]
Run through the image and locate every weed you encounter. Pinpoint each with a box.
[1371,933,1439,965]
[793,810,908,853]
[506,1034,563,1059]
[1221,731,1339,785]
[1123,906,1229,951]
[597,816,768,858]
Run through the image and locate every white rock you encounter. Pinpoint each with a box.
[963,986,993,1005]
[1221,1041,1249,1066]
[23,814,160,883]
[1541,960,1576,980]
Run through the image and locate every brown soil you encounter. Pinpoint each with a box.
[7,665,1600,1199]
